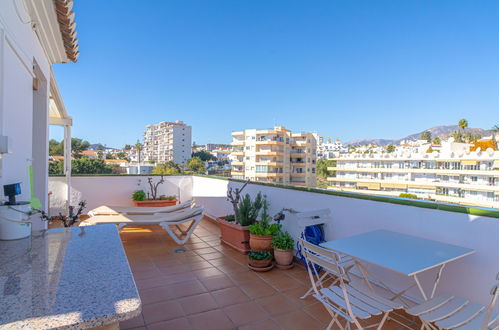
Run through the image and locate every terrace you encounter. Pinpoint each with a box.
[45,174,499,329]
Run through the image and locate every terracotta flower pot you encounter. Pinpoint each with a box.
[274,248,294,266]
[248,258,272,268]
[133,199,178,207]
[249,234,273,251]
[217,216,250,254]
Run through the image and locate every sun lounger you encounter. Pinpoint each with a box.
[81,206,204,245]
[88,199,194,216]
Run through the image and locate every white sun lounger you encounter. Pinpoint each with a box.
[81,206,204,245]
[88,199,194,216]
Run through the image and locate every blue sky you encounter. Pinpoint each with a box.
[52,0,499,147]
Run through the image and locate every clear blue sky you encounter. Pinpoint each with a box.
[52,0,499,147]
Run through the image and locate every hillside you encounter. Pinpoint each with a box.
[345,125,492,146]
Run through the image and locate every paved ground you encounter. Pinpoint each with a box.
[119,218,416,330]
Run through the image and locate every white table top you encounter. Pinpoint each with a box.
[321,230,475,276]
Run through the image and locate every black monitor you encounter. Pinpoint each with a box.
[4,183,21,205]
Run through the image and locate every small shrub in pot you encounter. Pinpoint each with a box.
[247,250,273,268]
[272,232,295,267]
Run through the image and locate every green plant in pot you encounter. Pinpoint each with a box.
[132,190,146,201]
[247,250,273,269]
[272,231,295,269]
[217,181,264,254]
[248,197,281,251]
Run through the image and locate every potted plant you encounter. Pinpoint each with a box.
[248,197,281,251]
[247,250,273,271]
[272,231,295,269]
[217,181,263,254]
[132,176,178,207]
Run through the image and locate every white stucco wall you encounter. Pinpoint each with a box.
[48,176,193,213]
[47,174,499,307]
[191,176,499,307]
[1,1,52,229]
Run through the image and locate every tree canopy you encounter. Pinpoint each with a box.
[386,144,396,153]
[151,161,182,175]
[49,138,90,158]
[49,158,112,175]
[187,157,206,173]
[192,150,216,161]
[420,131,431,142]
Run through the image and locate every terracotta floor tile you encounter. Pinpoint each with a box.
[227,271,261,285]
[142,300,184,325]
[187,310,234,330]
[199,274,235,292]
[282,286,316,307]
[223,301,269,326]
[192,267,225,279]
[186,260,213,271]
[168,280,207,299]
[193,247,218,255]
[162,271,198,285]
[211,286,250,307]
[139,286,175,305]
[157,264,191,276]
[119,313,145,329]
[273,309,323,330]
[239,280,277,299]
[132,268,162,281]
[255,294,300,316]
[216,263,248,274]
[303,302,332,325]
[200,252,225,260]
[184,242,210,250]
[238,319,281,330]
[265,273,304,291]
[146,317,192,330]
[178,293,218,315]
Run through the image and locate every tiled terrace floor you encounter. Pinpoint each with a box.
[119,218,417,330]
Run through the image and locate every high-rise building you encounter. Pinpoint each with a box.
[143,121,192,164]
[327,137,499,208]
[231,126,317,187]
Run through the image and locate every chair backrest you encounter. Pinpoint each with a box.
[299,239,349,292]
[482,272,499,329]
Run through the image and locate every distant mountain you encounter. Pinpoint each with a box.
[88,143,118,150]
[345,125,492,146]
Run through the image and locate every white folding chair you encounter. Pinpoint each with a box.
[405,273,499,330]
[291,209,356,300]
[300,239,404,330]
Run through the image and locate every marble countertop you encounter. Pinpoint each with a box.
[0,225,141,329]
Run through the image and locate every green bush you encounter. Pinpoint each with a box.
[248,221,281,236]
[399,193,418,199]
[248,250,272,260]
[272,232,294,250]
[224,214,235,222]
[132,190,146,201]
[236,192,263,226]
[159,195,176,200]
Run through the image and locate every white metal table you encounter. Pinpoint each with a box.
[321,229,475,304]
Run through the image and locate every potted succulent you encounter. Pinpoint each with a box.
[132,176,178,207]
[248,197,281,251]
[247,250,273,271]
[272,231,295,269]
[217,181,263,254]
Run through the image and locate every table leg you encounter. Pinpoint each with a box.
[412,264,445,301]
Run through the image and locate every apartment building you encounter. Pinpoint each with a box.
[231,126,317,187]
[327,138,499,208]
[143,121,192,164]
[317,138,349,159]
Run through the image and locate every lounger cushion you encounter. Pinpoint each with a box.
[82,206,203,226]
[88,200,193,216]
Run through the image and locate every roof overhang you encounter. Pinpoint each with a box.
[26,0,79,63]
[49,70,72,126]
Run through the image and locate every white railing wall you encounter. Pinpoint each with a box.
[48,175,499,306]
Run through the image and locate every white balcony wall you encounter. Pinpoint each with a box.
[48,176,193,213]
[47,175,499,307]
[191,176,499,306]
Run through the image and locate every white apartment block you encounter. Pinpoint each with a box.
[231,126,317,187]
[328,137,499,209]
[143,121,192,164]
[317,138,349,159]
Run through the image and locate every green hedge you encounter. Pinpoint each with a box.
[49,173,499,219]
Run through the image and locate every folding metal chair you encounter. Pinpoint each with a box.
[300,239,404,330]
[405,273,499,330]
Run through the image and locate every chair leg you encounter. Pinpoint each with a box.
[301,272,329,299]
[160,216,202,245]
[376,312,389,330]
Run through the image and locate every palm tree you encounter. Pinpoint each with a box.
[135,141,143,164]
[458,119,468,132]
